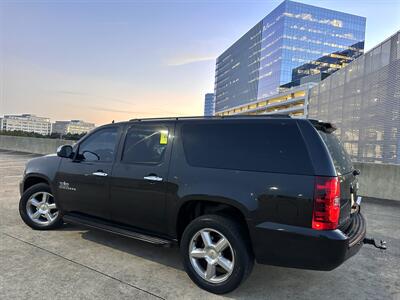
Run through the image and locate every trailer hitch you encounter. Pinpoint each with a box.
[363,237,387,250]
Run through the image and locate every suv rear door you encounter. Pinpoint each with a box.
[109,122,174,234]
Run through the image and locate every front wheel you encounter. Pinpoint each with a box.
[180,214,254,294]
[19,183,63,230]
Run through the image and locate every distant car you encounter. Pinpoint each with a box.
[19,115,366,294]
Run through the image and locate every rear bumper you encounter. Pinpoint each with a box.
[251,212,366,271]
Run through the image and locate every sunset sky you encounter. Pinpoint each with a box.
[1,0,399,125]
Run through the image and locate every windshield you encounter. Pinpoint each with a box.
[318,130,353,175]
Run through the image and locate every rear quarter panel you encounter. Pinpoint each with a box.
[165,122,315,238]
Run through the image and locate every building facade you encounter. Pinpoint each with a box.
[215,83,315,118]
[308,31,400,164]
[214,0,366,115]
[0,114,52,135]
[53,120,95,135]
[204,93,215,116]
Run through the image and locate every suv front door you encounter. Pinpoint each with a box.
[55,126,121,219]
[109,122,174,234]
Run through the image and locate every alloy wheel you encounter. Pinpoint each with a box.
[189,228,235,284]
[26,191,59,226]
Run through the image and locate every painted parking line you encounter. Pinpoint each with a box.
[3,175,22,179]
[0,152,36,155]
[0,158,31,162]
[0,165,26,169]
[0,153,39,158]
[4,182,19,186]
[0,159,28,162]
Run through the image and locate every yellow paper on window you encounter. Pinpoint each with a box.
[160,131,168,144]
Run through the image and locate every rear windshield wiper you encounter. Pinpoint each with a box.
[309,119,337,133]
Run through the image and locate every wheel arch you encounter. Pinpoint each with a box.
[175,198,251,245]
[23,174,51,192]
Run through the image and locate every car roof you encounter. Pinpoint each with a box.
[98,115,333,130]
[112,114,293,125]
[130,114,291,121]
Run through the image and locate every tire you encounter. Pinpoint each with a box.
[180,214,254,294]
[19,183,63,230]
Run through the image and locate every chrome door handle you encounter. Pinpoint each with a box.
[143,175,163,182]
[92,171,108,177]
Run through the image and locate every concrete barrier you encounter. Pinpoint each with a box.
[0,135,74,155]
[0,135,399,201]
[353,162,399,201]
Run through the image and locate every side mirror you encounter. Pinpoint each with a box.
[57,145,73,158]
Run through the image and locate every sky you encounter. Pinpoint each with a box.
[0,0,399,125]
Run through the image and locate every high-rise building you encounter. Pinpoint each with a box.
[204,93,215,116]
[309,31,400,164]
[0,114,52,135]
[214,0,366,116]
[53,120,95,135]
[214,83,314,118]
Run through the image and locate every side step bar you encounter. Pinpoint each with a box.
[63,214,175,247]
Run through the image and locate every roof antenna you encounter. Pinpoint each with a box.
[112,120,115,124]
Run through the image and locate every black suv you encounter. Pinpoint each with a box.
[19,116,367,294]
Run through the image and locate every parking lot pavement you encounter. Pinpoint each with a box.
[0,149,399,300]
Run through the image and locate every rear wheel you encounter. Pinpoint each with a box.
[19,183,63,230]
[180,214,253,294]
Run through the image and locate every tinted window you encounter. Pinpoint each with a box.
[182,121,313,174]
[318,131,353,175]
[122,125,168,164]
[78,127,118,162]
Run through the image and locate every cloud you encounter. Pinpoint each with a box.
[89,106,162,116]
[56,90,89,96]
[58,90,184,116]
[166,55,216,66]
[89,105,187,117]
[55,90,135,105]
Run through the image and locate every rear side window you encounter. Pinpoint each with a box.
[318,131,353,175]
[122,125,168,164]
[181,121,313,174]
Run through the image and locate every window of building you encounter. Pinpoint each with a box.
[122,125,168,164]
[181,121,313,174]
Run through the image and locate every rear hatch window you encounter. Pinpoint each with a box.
[317,128,356,227]
[317,130,353,175]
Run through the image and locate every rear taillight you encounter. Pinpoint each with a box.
[312,176,341,230]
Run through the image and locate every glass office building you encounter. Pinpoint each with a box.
[214,0,366,114]
[203,93,215,116]
[308,31,400,164]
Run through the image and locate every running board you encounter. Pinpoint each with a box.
[63,214,174,247]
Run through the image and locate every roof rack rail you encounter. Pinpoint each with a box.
[219,114,291,119]
[128,114,291,122]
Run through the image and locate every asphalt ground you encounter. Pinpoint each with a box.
[0,149,399,299]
